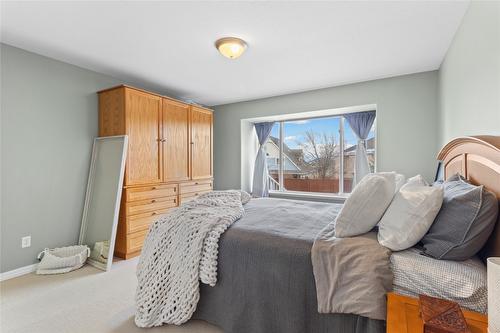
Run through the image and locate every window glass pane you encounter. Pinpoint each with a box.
[343,118,376,193]
[367,124,376,173]
[265,123,280,191]
[282,117,340,193]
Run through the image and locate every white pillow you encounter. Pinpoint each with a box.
[378,172,406,192]
[335,172,396,238]
[394,173,406,192]
[377,175,443,251]
[406,174,429,186]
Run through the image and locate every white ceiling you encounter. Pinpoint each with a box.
[1,1,469,106]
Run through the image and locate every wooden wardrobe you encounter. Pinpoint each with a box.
[98,85,213,259]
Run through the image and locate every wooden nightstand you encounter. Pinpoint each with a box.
[387,292,488,333]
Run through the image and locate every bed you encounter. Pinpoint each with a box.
[193,198,384,333]
[136,136,500,333]
[192,136,500,333]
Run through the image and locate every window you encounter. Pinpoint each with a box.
[264,112,376,195]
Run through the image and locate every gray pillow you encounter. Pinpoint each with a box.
[421,174,498,260]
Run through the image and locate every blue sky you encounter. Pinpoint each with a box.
[270,116,373,149]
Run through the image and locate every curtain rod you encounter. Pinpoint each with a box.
[254,110,376,124]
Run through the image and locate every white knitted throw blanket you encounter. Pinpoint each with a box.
[135,190,248,327]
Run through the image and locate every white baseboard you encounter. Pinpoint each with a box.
[0,263,38,282]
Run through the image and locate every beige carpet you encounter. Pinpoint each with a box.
[0,259,223,333]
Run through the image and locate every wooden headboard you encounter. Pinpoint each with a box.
[437,135,500,259]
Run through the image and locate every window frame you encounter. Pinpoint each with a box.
[268,111,376,198]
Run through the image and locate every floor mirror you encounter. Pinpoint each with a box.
[79,136,128,271]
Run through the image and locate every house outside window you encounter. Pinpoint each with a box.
[264,112,376,195]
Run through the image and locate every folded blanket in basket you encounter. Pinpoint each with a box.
[36,245,90,275]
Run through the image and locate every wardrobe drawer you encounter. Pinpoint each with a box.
[125,208,172,233]
[179,190,211,204]
[180,180,212,194]
[125,196,178,216]
[125,184,178,202]
[127,229,148,253]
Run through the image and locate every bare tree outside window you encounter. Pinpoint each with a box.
[297,130,338,179]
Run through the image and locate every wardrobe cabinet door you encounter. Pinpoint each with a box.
[162,99,190,182]
[190,106,213,180]
[125,89,162,185]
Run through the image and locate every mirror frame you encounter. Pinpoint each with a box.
[79,135,128,271]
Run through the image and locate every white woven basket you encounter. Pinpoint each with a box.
[36,245,90,275]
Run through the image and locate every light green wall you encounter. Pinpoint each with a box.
[213,71,440,191]
[0,44,182,273]
[0,45,121,273]
[439,1,500,144]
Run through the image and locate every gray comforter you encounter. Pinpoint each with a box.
[193,198,385,333]
[312,230,392,320]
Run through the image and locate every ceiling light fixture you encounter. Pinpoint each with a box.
[215,37,247,59]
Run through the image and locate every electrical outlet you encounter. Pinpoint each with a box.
[21,236,31,248]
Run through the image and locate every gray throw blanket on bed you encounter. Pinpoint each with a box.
[312,225,393,321]
[135,190,248,327]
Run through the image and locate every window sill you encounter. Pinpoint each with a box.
[269,190,347,204]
